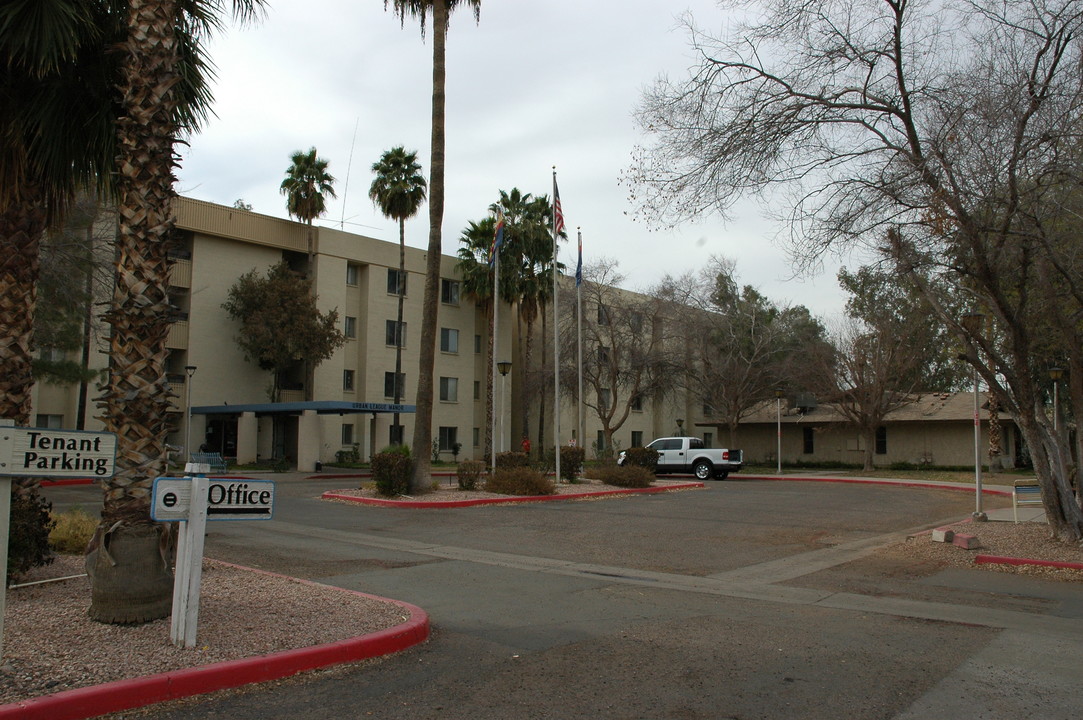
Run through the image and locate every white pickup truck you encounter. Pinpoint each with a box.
[617,436,743,480]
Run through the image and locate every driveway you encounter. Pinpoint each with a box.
[48,476,1083,719]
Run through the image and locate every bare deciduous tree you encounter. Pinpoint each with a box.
[631,0,1083,540]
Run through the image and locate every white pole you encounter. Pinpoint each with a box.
[0,419,12,659]
[577,229,584,450]
[491,235,500,470]
[972,369,985,520]
[552,168,561,482]
[776,396,782,475]
[184,365,196,462]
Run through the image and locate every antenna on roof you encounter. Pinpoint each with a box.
[340,117,359,230]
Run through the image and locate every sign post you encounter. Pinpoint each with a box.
[0,420,118,659]
[153,469,274,647]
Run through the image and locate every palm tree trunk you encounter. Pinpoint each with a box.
[393,218,406,441]
[91,0,180,624]
[0,185,46,427]
[410,0,448,492]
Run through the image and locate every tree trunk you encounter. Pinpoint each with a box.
[0,185,46,427]
[410,0,448,492]
[393,217,406,442]
[484,300,494,462]
[92,0,181,624]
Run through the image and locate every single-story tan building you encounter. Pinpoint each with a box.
[698,392,1025,469]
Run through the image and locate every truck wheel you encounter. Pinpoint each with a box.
[693,461,713,480]
[714,470,729,480]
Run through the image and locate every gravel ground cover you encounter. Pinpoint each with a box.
[2,481,1079,710]
[0,558,409,707]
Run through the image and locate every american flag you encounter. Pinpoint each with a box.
[576,230,582,287]
[489,210,505,269]
[553,178,564,236]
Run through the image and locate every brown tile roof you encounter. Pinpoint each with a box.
[701,392,1001,426]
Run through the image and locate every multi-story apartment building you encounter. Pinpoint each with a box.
[28,197,711,471]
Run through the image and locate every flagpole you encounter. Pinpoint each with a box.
[576,228,584,451]
[552,168,561,482]
[490,212,504,471]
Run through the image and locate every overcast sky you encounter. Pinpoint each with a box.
[176,0,858,318]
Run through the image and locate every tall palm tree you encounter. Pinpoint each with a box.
[369,146,427,442]
[92,0,265,624]
[457,216,500,461]
[280,147,336,401]
[281,147,337,257]
[386,0,482,492]
[485,189,564,444]
[0,0,120,426]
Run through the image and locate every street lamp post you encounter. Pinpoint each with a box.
[497,361,512,453]
[775,388,784,475]
[184,365,197,463]
[960,312,986,521]
[1050,367,1064,432]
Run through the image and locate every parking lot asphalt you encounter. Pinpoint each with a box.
[34,473,1083,720]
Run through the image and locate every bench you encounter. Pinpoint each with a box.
[190,452,228,474]
[1012,480,1042,523]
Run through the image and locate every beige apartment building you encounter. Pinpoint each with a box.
[29,197,709,471]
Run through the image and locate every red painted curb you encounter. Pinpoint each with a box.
[974,554,1083,571]
[741,474,1013,497]
[0,565,429,720]
[322,482,705,508]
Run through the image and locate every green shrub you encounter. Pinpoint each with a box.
[591,464,654,489]
[372,451,412,497]
[621,446,659,472]
[560,445,586,482]
[457,460,485,490]
[335,443,361,464]
[49,507,98,554]
[495,451,530,469]
[8,488,56,582]
[379,444,411,457]
[485,467,556,496]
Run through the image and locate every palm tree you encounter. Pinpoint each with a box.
[280,147,336,402]
[369,147,427,442]
[485,189,564,445]
[281,147,337,256]
[386,0,482,492]
[92,0,265,624]
[457,216,499,461]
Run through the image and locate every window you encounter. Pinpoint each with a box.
[384,372,405,399]
[875,426,887,455]
[803,427,815,455]
[386,268,406,295]
[703,403,713,417]
[441,279,460,305]
[346,264,359,286]
[598,388,611,412]
[341,423,354,445]
[631,430,643,447]
[35,414,63,429]
[630,311,643,333]
[440,376,459,402]
[385,320,406,347]
[389,424,404,445]
[703,432,713,448]
[438,426,458,452]
[630,393,643,412]
[597,303,611,325]
[440,327,459,353]
[344,316,357,339]
[474,334,482,353]
[343,369,355,392]
[473,427,480,447]
[598,346,611,364]
[597,430,606,452]
[473,380,481,401]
